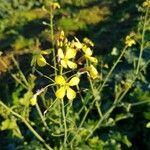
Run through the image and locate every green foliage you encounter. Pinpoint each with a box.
[0,0,150,150]
[0,0,43,18]
[58,18,86,31]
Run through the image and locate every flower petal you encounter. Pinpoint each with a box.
[68,76,80,86]
[84,47,92,56]
[37,55,47,67]
[83,37,94,47]
[61,60,68,68]
[66,48,76,59]
[59,30,65,40]
[88,57,98,64]
[67,60,77,69]
[58,48,64,58]
[73,37,82,49]
[55,75,66,85]
[88,65,98,79]
[66,87,76,100]
[30,95,37,106]
[55,87,66,99]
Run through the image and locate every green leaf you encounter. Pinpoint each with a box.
[115,113,133,122]
[19,90,33,106]
[88,136,104,150]
[1,118,23,139]
[146,122,150,128]
[1,119,11,130]
[122,135,132,148]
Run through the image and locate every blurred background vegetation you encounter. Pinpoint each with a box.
[0,0,150,149]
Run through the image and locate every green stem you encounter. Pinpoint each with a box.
[0,101,53,150]
[11,74,28,89]
[11,55,29,87]
[131,100,150,107]
[98,46,127,92]
[76,85,88,114]
[88,77,103,118]
[70,46,127,145]
[62,100,67,146]
[36,103,49,130]
[50,8,57,76]
[69,102,93,144]
[81,46,127,128]
[85,80,134,141]
[136,8,149,74]
[85,60,150,140]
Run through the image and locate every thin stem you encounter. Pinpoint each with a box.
[85,60,150,141]
[35,68,55,82]
[0,101,53,150]
[11,55,29,87]
[69,102,93,144]
[44,98,58,116]
[70,46,128,145]
[85,80,134,141]
[131,100,150,107]
[62,100,67,146]
[35,103,49,130]
[85,104,116,141]
[76,85,88,114]
[0,56,28,89]
[85,46,127,124]
[82,46,127,127]
[98,46,127,92]
[50,8,57,76]
[136,8,149,74]
[88,77,103,118]
[11,74,28,89]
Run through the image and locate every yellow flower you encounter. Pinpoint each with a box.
[51,2,60,9]
[73,37,83,49]
[143,0,150,8]
[125,37,136,47]
[125,32,136,47]
[59,30,65,41]
[87,65,98,79]
[58,48,77,69]
[83,37,94,47]
[55,75,80,100]
[82,46,98,64]
[33,50,49,67]
[30,95,37,106]
[36,55,47,67]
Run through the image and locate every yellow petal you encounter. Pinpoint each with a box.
[30,95,37,106]
[85,47,92,56]
[55,87,66,99]
[74,37,82,49]
[67,60,77,69]
[58,48,64,58]
[83,37,94,47]
[88,65,98,79]
[74,37,83,49]
[66,87,76,100]
[59,30,65,40]
[125,39,136,47]
[68,76,80,86]
[51,2,60,9]
[55,75,66,85]
[66,48,76,59]
[61,60,68,68]
[88,57,98,64]
[74,42,82,49]
[37,55,47,67]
